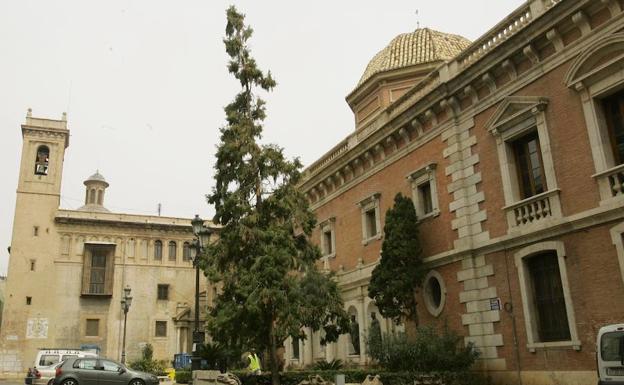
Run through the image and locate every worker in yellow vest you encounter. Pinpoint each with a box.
[247,350,261,375]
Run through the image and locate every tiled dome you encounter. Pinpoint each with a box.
[357,28,471,87]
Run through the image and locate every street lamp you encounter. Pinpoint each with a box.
[120,285,132,364]
[190,214,212,371]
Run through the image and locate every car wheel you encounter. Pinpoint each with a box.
[47,379,54,385]
[62,379,78,385]
[129,379,145,385]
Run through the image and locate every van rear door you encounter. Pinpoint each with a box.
[598,326,624,383]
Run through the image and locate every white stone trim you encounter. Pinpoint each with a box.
[407,163,440,219]
[513,241,581,352]
[567,33,624,203]
[609,221,624,286]
[488,97,561,230]
[357,192,381,245]
[423,270,446,317]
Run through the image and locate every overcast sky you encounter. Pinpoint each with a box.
[0,0,525,275]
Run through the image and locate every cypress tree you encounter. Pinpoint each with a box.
[368,193,426,330]
[205,7,348,385]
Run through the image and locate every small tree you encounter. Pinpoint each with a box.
[205,7,348,385]
[368,193,426,331]
[128,344,167,376]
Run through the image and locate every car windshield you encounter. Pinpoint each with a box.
[39,355,59,366]
[601,331,624,361]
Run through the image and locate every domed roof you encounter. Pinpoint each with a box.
[84,171,109,187]
[357,28,472,87]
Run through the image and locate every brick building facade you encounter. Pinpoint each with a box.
[290,1,624,384]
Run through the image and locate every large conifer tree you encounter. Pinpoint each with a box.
[368,193,426,329]
[205,7,348,385]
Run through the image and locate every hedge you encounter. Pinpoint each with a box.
[230,370,489,385]
[175,369,192,384]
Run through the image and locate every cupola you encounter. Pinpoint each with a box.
[347,28,471,130]
[77,171,110,212]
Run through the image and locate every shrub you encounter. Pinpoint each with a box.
[231,370,489,385]
[175,369,192,384]
[312,359,343,371]
[128,344,168,376]
[367,325,479,373]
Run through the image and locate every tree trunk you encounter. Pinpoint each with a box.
[268,319,280,385]
[405,301,419,341]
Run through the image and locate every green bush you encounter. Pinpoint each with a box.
[128,344,168,376]
[367,326,479,373]
[231,370,488,385]
[175,369,192,384]
[312,359,343,371]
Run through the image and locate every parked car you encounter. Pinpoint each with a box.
[26,349,98,385]
[53,357,159,385]
[597,323,624,385]
[31,362,64,385]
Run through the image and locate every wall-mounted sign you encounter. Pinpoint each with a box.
[489,298,501,311]
[26,318,48,339]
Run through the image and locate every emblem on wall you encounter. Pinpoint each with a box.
[26,318,49,339]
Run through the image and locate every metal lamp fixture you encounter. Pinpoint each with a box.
[120,285,132,364]
[189,214,212,372]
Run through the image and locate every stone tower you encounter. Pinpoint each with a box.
[0,110,69,374]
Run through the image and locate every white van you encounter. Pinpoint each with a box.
[597,324,624,385]
[34,348,98,369]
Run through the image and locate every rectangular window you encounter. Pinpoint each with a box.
[322,230,333,255]
[513,131,546,199]
[33,226,39,236]
[408,163,439,219]
[292,337,300,360]
[602,90,624,165]
[527,252,571,342]
[157,284,169,300]
[26,296,32,305]
[90,254,107,294]
[30,260,36,271]
[155,321,167,337]
[365,209,377,238]
[183,242,192,261]
[82,245,115,296]
[418,181,433,215]
[86,319,99,337]
[358,193,381,244]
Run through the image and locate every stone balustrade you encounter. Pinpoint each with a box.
[505,189,561,227]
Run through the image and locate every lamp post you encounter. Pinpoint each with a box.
[190,214,212,372]
[120,285,132,364]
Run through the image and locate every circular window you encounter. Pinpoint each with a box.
[423,271,446,317]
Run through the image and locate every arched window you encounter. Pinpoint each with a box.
[154,240,163,260]
[183,242,191,261]
[89,189,96,204]
[97,190,103,205]
[168,241,177,261]
[34,145,49,175]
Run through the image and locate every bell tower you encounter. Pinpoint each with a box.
[17,108,69,197]
[0,109,70,369]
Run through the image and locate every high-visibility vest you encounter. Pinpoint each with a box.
[248,353,261,371]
